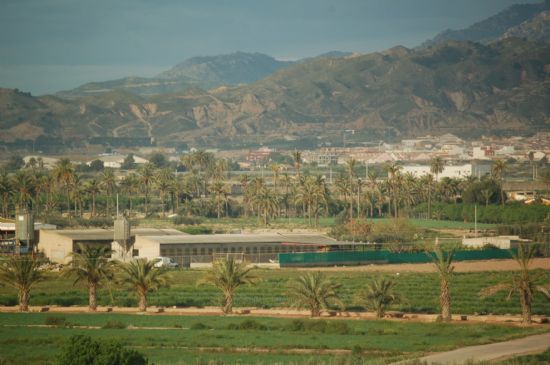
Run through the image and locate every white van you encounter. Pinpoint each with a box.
[153,257,179,268]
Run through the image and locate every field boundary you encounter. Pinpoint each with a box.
[1,305,548,325]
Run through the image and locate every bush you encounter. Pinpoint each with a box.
[45,316,69,327]
[190,322,211,330]
[226,319,267,331]
[172,215,203,225]
[179,225,213,235]
[102,321,126,329]
[57,335,148,365]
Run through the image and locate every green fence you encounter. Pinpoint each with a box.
[279,249,515,267]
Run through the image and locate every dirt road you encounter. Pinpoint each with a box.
[417,332,550,364]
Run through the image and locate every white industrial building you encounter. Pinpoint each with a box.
[462,235,531,249]
[401,163,491,181]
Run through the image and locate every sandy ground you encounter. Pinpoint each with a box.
[294,258,550,273]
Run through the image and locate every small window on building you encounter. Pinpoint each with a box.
[132,249,139,257]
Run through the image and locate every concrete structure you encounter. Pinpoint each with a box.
[462,235,530,249]
[38,228,182,264]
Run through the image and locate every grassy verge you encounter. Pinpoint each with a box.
[0,313,545,365]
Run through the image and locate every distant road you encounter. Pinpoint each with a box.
[417,332,550,364]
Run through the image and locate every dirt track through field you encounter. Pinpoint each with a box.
[296,258,550,273]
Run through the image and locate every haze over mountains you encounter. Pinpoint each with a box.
[1,1,549,150]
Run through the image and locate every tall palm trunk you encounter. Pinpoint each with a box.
[19,290,30,312]
[91,194,96,217]
[224,292,233,314]
[520,285,532,325]
[88,283,98,311]
[138,290,148,312]
[440,278,451,321]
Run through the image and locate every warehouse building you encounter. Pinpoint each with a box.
[38,228,182,264]
[133,233,341,266]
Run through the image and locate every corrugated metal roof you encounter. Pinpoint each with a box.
[143,233,336,245]
[51,228,185,241]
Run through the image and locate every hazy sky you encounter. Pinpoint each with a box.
[0,0,524,95]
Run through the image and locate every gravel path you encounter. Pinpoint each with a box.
[416,332,550,364]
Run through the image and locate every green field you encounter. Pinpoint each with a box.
[0,269,548,316]
[0,313,546,365]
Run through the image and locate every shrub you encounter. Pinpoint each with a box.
[226,319,267,331]
[57,335,148,365]
[190,322,210,330]
[102,321,126,329]
[179,225,213,235]
[45,316,69,327]
[172,215,203,225]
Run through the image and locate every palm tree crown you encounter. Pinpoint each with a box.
[354,277,401,318]
[199,257,256,314]
[481,243,550,325]
[118,258,171,311]
[0,255,46,311]
[286,271,343,317]
[62,244,115,311]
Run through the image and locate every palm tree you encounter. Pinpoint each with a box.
[210,180,229,219]
[354,277,401,318]
[492,159,507,206]
[252,187,279,225]
[292,151,302,180]
[0,256,46,311]
[480,188,493,207]
[481,244,550,325]
[53,158,75,213]
[199,257,255,314]
[14,170,35,211]
[270,163,282,190]
[423,174,435,220]
[346,159,357,219]
[386,163,402,218]
[101,168,116,216]
[138,163,155,216]
[156,168,175,217]
[286,271,343,317]
[117,258,171,312]
[86,178,101,217]
[62,244,115,311]
[431,246,455,322]
[0,172,15,217]
[430,156,445,181]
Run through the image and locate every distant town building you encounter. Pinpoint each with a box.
[473,146,495,159]
[246,147,274,163]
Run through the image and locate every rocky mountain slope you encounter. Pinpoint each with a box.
[420,1,549,48]
[500,10,550,43]
[2,38,549,148]
[56,51,350,99]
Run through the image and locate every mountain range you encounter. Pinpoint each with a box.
[420,1,550,48]
[56,51,352,99]
[1,2,549,150]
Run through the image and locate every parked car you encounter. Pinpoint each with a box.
[153,257,179,268]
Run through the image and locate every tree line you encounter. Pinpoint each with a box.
[0,244,547,325]
[2,152,548,225]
